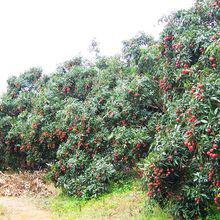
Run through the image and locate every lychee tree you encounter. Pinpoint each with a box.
[141,0,220,219]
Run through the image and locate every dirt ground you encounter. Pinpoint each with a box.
[0,197,52,220]
[0,171,56,220]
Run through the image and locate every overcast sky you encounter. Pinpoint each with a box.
[0,0,194,94]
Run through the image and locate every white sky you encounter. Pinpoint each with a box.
[0,0,194,94]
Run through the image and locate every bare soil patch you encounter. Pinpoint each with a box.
[0,197,52,220]
[0,171,57,220]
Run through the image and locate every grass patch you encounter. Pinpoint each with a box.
[206,209,220,220]
[0,204,5,217]
[42,179,172,220]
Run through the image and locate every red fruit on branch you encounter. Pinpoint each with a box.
[185,130,193,137]
[188,146,194,152]
[65,87,70,93]
[164,35,172,41]
[134,93,141,97]
[207,127,212,135]
[168,155,173,161]
[209,57,215,62]
[184,63,189,68]
[214,196,219,205]
[61,165,66,173]
[197,83,203,89]
[213,144,218,149]
[176,118,180,122]
[99,98,105,104]
[77,141,82,147]
[210,153,219,159]
[184,140,189,147]
[121,120,126,126]
[211,35,216,41]
[176,109,181,115]
[191,88,196,93]
[182,69,189,74]
[144,56,148,61]
[212,63,216,69]
[20,145,25,152]
[210,149,214,153]
[177,76,182,81]
[195,198,201,204]
[176,61,181,68]
[55,172,59,180]
[114,152,119,161]
[136,143,142,149]
[109,111,114,118]
[150,163,155,169]
[156,125,161,132]
[86,127,92,133]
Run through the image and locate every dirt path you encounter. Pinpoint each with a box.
[0,197,52,220]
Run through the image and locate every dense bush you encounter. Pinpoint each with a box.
[0,67,44,169]
[0,57,160,196]
[0,0,219,218]
[52,58,161,197]
[0,62,98,169]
